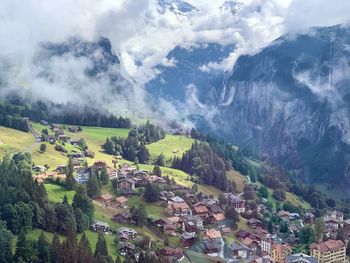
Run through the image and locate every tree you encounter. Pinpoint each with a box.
[87,172,101,199]
[103,138,115,155]
[243,185,255,200]
[258,186,269,198]
[37,231,50,263]
[137,145,150,164]
[78,138,88,150]
[272,190,286,201]
[131,205,148,226]
[225,206,239,224]
[72,185,94,222]
[152,165,161,177]
[154,154,166,167]
[65,158,76,190]
[115,256,122,263]
[299,226,316,245]
[14,231,31,262]
[144,183,160,202]
[77,233,93,263]
[40,143,47,153]
[0,222,13,263]
[94,233,113,263]
[337,228,345,242]
[190,128,200,139]
[191,184,198,194]
[54,203,77,234]
[50,234,61,263]
[99,166,109,185]
[314,218,324,242]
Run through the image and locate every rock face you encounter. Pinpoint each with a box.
[216,25,350,190]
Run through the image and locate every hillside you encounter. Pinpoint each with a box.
[0,126,35,157]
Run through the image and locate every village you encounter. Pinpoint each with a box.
[26,122,350,263]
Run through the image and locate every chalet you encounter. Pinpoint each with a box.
[324,218,340,230]
[56,164,66,173]
[251,255,274,263]
[285,253,318,263]
[53,128,64,136]
[212,213,226,225]
[147,175,166,184]
[180,232,196,247]
[117,178,135,190]
[85,150,95,158]
[203,239,222,256]
[154,218,171,228]
[242,237,260,253]
[95,193,114,205]
[114,196,128,208]
[119,188,137,196]
[205,229,222,240]
[117,227,137,240]
[58,135,70,142]
[70,139,80,146]
[93,161,107,170]
[278,211,291,222]
[107,167,117,179]
[158,247,184,262]
[304,212,315,225]
[209,203,224,214]
[68,152,84,159]
[325,210,344,223]
[236,230,250,241]
[75,167,90,184]
[167,216,181,225]
[193,202,209,217]
[248,218,263,229]
[89,221,110,233]
[182,215,203,233]
[112,210,134,225]
[32,165,47,172]
[160,191,175,201]
[229,242,252,260]
[167,202,191,217]
[46,135,55,143]
[222,227,232,235]
[39,120,49,125]
[226,193,246,213]
[169,196,185,203]
[118,242,135,256]
[163,223,177,236]
[68,126,79,133]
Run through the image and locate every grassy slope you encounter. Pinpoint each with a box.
[0,126,34,158]
[44,184,75,203]
[146,134,194,161]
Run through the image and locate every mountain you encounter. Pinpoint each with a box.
[146,42,234,104]
[219,1,243,15]
[157,0,199,16]
[215,25,350,193]
[146,25,350,196]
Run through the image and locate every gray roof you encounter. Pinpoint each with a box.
[285,253,318,263]
[230,241,251,252]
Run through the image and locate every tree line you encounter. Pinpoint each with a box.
[103,121,165,163]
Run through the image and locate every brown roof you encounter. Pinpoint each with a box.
[167,202,190,210]
[213,213,226,221]
[194,205,209,214]
[98,193,114,201]
[310,240,345,253]
[205,229,222,239]
[272,244,292,255]
[167,216,181,223]
[243,237,255,247]
[115,196,128,204]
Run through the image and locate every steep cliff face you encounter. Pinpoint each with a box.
[217,25,350,189]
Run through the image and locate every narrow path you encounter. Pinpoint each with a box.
[24,123,42,153]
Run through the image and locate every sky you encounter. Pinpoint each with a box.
[0,0,349,120]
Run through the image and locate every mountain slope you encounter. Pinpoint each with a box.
[216,25,350,192]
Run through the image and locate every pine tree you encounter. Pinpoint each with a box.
[37,231,50,263]
[115,256,122,263]
[87,172,101,199]
[50,234,61,263]
[99,166,109,185]
[94,233,113,263]
[0,222,13,263]
[153,165,162,177]
[77,233,93,263]
[66,158,76,190]
[14,230,30,262]
[62,194,69,205]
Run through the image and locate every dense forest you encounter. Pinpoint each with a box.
[0,153,103,262]
[103,121,165,163]
[172,141,228,190]
[0,100,132,129]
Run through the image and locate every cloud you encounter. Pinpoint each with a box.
[0,0,350,126]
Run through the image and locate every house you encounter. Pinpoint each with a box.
[39,120,49,125]
[310,239,346,263]
[114,196,128,208]
[68,126,79,133]
[167,202,191,217]
[117,227,137,240]
[75,167,90,184]
[242,237,261,253]
[304,212,315,225]
[112,210,134,225]
[160,191,175,201]
[85,150,95,158]
[89,221,110,233]
[252,255,274,263]
[180,232,196,247]
[285,253,318,263]
[324,218,340,230]
[229,242,252,260]
[193,202,209,217]
[205,229,222,240]
[58,135,70,142]
[158,247,184,262]
[248,218,263,229]
[95,193,114,205]
[208,204,224,214]
[236,230,250,241]
[117,178,135,190]
[32,165,47,172]
[325,210,344,223]
[212,213,226,225]
[70,139,80,146]
[118,242,135,256]
[203,239,222,256]
[169,196,185,203]
[270,244,292,263]
[224,193,246,213]
[182,215,203,232]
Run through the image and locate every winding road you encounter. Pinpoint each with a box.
[24,123,42,153]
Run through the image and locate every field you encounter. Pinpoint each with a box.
[146,134,195,162]
[226,170,247,193]
[0,126,35,158]
[44,184,75,203]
